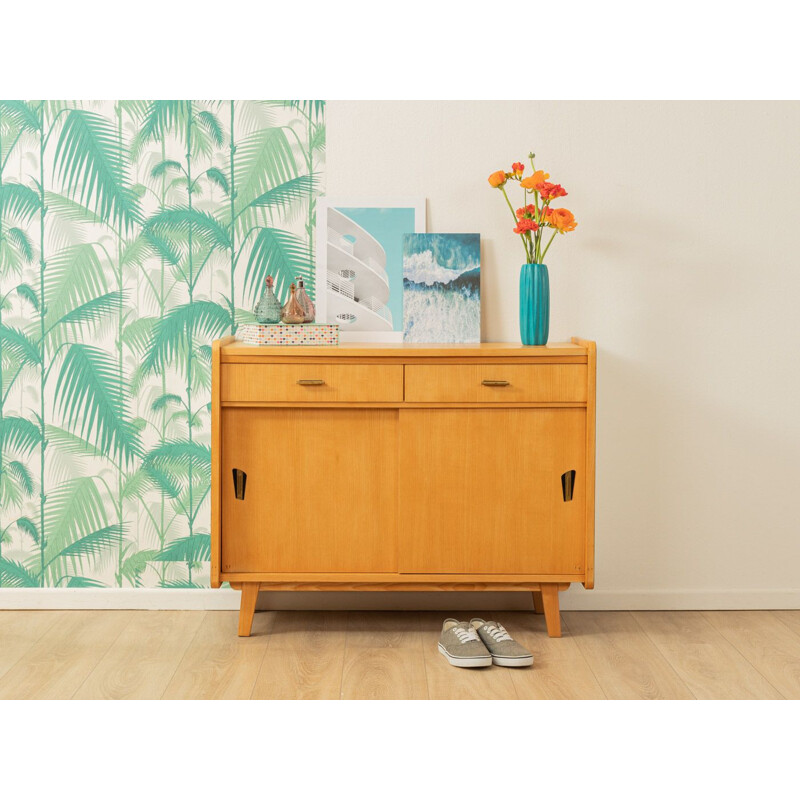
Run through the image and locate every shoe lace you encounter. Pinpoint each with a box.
[452,626,480,644]
[485,624,513,643]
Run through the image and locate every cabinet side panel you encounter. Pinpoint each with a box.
[210,338,233,587]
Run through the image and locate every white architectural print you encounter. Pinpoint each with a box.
[325,208,393,332]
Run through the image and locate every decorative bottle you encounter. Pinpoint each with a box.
[254,275,282,324]
[295,277,315,322]
[281,283,306,324]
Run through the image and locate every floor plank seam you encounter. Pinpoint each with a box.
[339,611,349,700]
[700,611,789,699]
[628,612,698,700]
[157,611,209,700]
[417,612,431,701]
[69,612,139,699]
[768,610,800,645]
[0,611,67,687]
[249,610,279,700]
[561,613,610,700]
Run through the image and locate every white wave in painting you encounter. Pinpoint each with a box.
[403,283,481,342]
[403,250,472,286]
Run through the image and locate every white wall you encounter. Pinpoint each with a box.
[323,101,800,608]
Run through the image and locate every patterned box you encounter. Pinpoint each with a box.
[237,323,340,346]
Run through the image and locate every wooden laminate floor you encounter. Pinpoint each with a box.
[0,609,798,700]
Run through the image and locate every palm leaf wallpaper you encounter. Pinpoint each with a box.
[0,100,325,588]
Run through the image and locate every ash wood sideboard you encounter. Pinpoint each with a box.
[211,338,596,637]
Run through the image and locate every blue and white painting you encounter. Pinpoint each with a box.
[403,233,481,342]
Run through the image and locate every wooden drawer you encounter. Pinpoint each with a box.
[221,363,404,403]
[404,364,587,403]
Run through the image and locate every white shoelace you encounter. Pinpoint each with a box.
[453,626,480,643]
[484,624,513,643]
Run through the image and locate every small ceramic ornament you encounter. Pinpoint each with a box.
[281,283,306,324]
[295,277,315,322]
[254,275,282,324]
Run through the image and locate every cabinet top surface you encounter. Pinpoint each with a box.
[216,340,592,359]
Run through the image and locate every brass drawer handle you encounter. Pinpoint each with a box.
[482,379,510,387]
[297,379,325,386]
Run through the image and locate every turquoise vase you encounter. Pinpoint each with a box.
[519,263,550,345]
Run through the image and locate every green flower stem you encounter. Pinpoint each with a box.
[540,229,559,262]
[499,183,517,223]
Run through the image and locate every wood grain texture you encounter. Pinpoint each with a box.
[341,612,428,701]
[210,336,234,587]
[771,610,800,639]
[251,611,347,699]
[404,364,587,403]
[540,584,562,637]
[221,363,403,403]
[1,610,797,700]
[0,611,135,700]
[702,610,800,698]
[221,342,588,360]
[563,611,695,699]
[572,337,596,589]
[212,340,597,631]
[505,611,606,699]
[631,611,783,700]
[0,611,66,681]
[220,574,579,585]
[399,408,586,574]
[73,611,206,700]
[238,584,260,636]
[221,408,397,574]
[162,611,274,699]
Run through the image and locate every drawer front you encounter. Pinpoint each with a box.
[221,363,403,403]
[404,364,587,403]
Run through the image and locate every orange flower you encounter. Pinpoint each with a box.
[513,218,539,235]
[515,204,537,218]
[511,162,525,176]
[520,170,549,190]
[538,182,567,201]
[546,207,577,232]
[488,170,508,187]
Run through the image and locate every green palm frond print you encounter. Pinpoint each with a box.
[0,100,325,587]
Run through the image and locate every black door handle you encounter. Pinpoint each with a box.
[561,470,576,502]
[233,469,247,500]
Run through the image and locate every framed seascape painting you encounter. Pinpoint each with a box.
[402,233,481,342]
[316,198,426,342]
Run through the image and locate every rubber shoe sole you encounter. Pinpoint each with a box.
[491,654,534,668]
[438,642,492,668]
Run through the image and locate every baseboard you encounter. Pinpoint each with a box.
[0,588,241,610]
[1,587,799,611]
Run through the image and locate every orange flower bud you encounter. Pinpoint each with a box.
[488,170,508,188]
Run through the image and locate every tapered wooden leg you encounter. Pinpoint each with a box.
[238,583,260,637]
[540,584,561,638]
[531,591,545,614]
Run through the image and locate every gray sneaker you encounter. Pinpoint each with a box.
[438,619,493,668]
[470,619,534,667]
